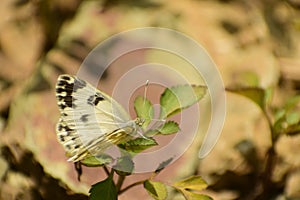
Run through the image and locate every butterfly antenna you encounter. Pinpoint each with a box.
[143,80,149,106]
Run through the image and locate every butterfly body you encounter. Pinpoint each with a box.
[55,74,140,162]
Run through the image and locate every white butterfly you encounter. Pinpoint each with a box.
[55,74,144,162]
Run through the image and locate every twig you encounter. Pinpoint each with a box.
[118,180,146,195]
[116,175,126,193]
[257,109,277,199]
[102,165,110,176]
[263,109,275,145]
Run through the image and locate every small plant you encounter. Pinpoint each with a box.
[227,80,300,199]
[86,84,211,200]
[56,75,212,200]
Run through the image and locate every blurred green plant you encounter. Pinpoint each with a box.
[227,72,300,199]
[78,84,211,200]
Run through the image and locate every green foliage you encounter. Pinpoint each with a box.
[172,176,210,200]
[80,154,113,167]
[158,121,180,135]
[134,96,154,130]
[89,174,117,200]
[227,80,300,199]
[235,71,260,87]
[85,83,210,200]
[173,175,208,191]
[180,191,213,200]
[119,137,158,153]
[83,73,300,200]
[145,121,180,136]
[273,95,300,138]
[226,87,266,110]
[283,95,300,111]
[159,85,207,119]
[144,180,168,200]
[113,156,134,175]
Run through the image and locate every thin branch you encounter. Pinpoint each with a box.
[258,109,277,199]
[116,175,126,192]
[102,165,110,176]
[111,168,115,175]
[118,180,146,195]
[263,109,275,145]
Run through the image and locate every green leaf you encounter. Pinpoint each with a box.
[119,137,158,153]
[226,87,266,110]
[113,156,134,175]
[286,112,300,125]
[274,109,286,122]
[160,85,207,119]
[264,87,274,105]
[155,157,174,174]
[274,112,300,137]
[173,176,208,191]
[233,71,260,87]
[181,190,213,200]
[273,95,300,137]
[273,114,286,138]
[134,96,154,129]
[173,176,212,200]
[80,154,113,167]
[145,121,180,137]
[158,121,180,135]
[144,180,167,200]
[89,174,117,200]
[284,95,300,111]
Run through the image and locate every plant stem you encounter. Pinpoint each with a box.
[118,180,146,195]
[103,165,110,176]
[257,109,277,199]
[263,109,275,145]
[116,175,126,193]
[264,147,276,185]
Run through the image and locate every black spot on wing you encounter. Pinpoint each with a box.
[59,135,65,142]
[57,75,87,91]
[57,124,63,131]
[56,87,65,94]
[94,93,105,105]
[57,95,77,108]
[87,92,105,106]
[64,126,74,133]
[60,75,71,81]
[59,104,67,110]
[87,95,94,106]
[80,114,89,122]
[56,75,88,109]
[57,123,74,135]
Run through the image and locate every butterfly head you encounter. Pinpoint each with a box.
[135,118,145,127]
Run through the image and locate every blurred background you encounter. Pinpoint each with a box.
[0,0,300,199]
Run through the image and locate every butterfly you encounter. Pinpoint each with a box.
[55,74,145,162]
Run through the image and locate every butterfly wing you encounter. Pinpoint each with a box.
[55,74,136,162]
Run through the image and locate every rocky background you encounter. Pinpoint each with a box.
[0,0,300,199]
